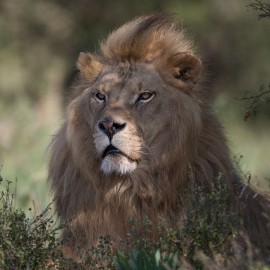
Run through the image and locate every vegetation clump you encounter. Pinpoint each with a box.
[1,172,269,269]
[0,176,62,269]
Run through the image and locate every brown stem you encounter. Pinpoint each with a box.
[235,90,270,101]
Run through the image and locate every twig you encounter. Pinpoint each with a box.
[234,90,270,101]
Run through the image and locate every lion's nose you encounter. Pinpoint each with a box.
[98,119,126,139]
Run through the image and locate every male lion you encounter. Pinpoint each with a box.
[49,14,270,258]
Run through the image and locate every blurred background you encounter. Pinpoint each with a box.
[0,0,269,211]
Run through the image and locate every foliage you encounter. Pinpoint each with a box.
[0,176,62,269]
[3,171,270,269]
[248,0,270,19]
[115,249,180,270]
[114,177,241,270]
[236,84,270,121]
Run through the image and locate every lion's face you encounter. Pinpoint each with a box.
[68,61,202,176]
[92,63,167,175]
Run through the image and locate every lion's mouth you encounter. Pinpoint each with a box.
[102,144,136,162]
[101,144,138,174]
[102,144,122,158]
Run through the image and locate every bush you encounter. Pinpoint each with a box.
[111,177,241,270]
[1,172,269,269]
[0,176,62,269]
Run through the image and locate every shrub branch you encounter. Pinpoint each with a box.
[247,0,270,19]
[234,89,270,101]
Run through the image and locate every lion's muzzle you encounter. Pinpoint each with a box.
[94,117,142,175]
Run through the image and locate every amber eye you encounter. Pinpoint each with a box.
[94,92,106,102]
[138,92,155,103]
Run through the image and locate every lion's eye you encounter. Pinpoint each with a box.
[137,92,155,103]
[94,92,106,102]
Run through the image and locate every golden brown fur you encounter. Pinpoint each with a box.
[49,14,270,258]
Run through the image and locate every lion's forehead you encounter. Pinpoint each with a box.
[99,72,123,86]
[97,64,160,94]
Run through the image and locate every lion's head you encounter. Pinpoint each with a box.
[66,15,203,178]
[49,14,247,254]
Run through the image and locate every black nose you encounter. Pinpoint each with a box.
[98,119,126,139]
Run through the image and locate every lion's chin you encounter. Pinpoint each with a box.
[100,154,137,175]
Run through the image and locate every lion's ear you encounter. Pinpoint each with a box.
[167,52,202,90]
[76,52,103,81]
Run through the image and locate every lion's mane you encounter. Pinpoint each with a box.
[49,14,270,257]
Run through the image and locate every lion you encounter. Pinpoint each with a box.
[49,14,270,259]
